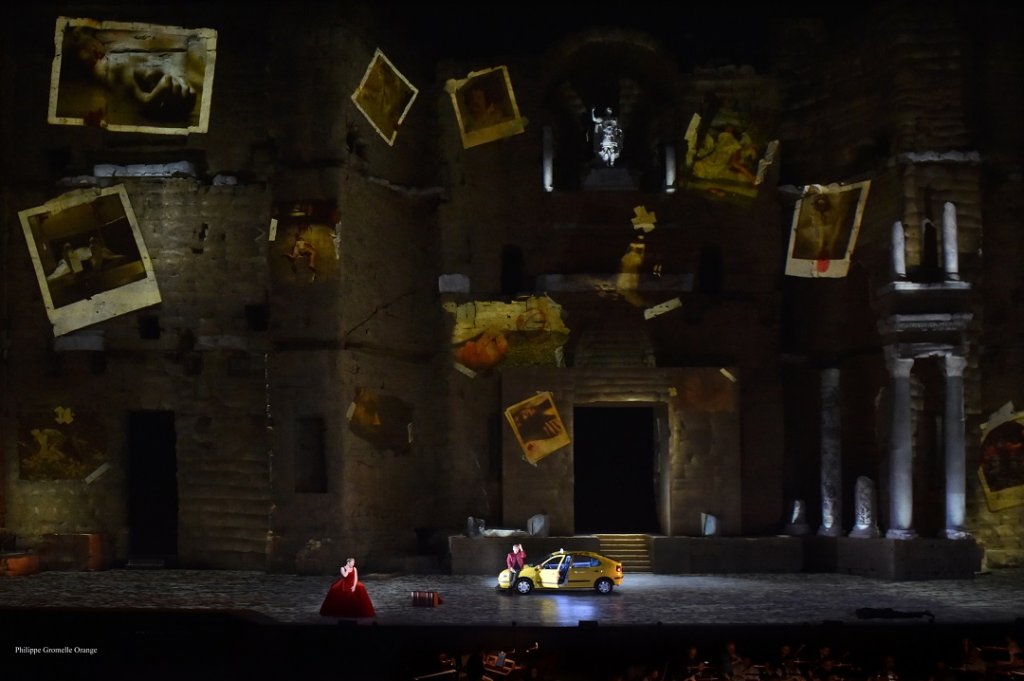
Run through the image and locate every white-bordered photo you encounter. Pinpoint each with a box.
[784,180,871,278]
[448,65,525,149]
[48,16,217,135]
[351,48,418,146]
[19,185,161,336]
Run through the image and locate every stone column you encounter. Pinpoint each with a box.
[542,126,554,192]
[942,202,960,280]
[849,476,880,537]
[943,355,970,539]
[818,368,842,537]
[892,221,907,279]
[664,144,677,192]
[885,350,917,539]
[784,499,810,536]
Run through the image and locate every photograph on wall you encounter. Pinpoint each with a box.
[347,387,414,454]
[268,201,340,284]
[48,16,217,135]
[446,65,525,149]
[19,185,161,337]
[17,407,106,481]
[447,295,570,373]
[979,405,1024,511]
[351,48,418,146]
[670,368,739,413]
[504,391,570,465]
[680,96,779,199]
[784,180,871,278]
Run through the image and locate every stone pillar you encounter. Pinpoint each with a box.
[942,202,959,280]
[891,221,907,279]
[885,350,917,539]
[784,499,810,536]
[943,355,970,539]
[542,126,554,192]
[664,144,677,192]
[849,476,880,538]
[818,368,842,537]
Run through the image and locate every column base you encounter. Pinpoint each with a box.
[886,528,918,540]
[943,528,972,540]
[817,525,843,537]
[849,526,881,538]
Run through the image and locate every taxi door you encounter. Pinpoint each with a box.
[538,554,567,589]
[566,554,599,588]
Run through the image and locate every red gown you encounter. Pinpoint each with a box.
[319,569,376,618]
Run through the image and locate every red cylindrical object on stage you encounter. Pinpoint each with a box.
[411,590,440,607]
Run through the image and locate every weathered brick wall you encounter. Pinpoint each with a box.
[3,178,271,569]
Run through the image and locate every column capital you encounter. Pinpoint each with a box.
[942,355,968,378]
[884,347,914,378]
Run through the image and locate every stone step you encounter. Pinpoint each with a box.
[596,534,652,573]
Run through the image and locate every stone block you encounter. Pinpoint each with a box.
[36,533,113,572]
[0,552,40,576]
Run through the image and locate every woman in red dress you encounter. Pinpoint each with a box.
[319,557,376,618]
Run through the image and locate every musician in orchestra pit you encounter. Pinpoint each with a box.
[684,644,709,678]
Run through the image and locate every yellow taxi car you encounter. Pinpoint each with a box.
[498,549,623,594]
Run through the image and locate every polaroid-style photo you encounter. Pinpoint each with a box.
[979,413,1024,512]
[48,16,217,135]
[351,48,418,146]
[19,185,161,336]
[784,181,871,278]
[505,391,570,465]
[448,65,525,149]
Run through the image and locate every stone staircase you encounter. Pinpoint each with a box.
[595,534,651,573]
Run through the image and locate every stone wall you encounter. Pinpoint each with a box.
[2,3,1021,572]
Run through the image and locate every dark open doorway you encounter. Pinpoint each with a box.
[127,411,178,563]
[573,406,659,533]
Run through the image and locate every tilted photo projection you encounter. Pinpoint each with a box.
[447,296,570,373]
[48,16,217,135]
[979,406,1024,511]
[18,185,161,336]
[680,98,779,199]
[269,201,340,285]
[351,48,418,146]
[347,386,414,454]
[784,180,871,278]
[504,391,571,465]
[17,407,106,481]
[447,65,525,149]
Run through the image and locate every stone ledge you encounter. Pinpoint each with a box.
[449,536,601,575]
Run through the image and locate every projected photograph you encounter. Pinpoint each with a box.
[19,185,161,336]
[18,407,106,481]
[48,16,217,135]
[269,201,340,284]
[979,414,1024,511]
[449,296,570,373]
[351,48,418,146]
[348,387,414,454]
[505,391,570,465]
[680,97,778,199]
[448,66,525,149]
[785,180,871,278]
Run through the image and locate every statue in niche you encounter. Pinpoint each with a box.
[590,107,623,167]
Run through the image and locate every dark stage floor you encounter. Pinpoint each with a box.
[2,569,1023,679]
